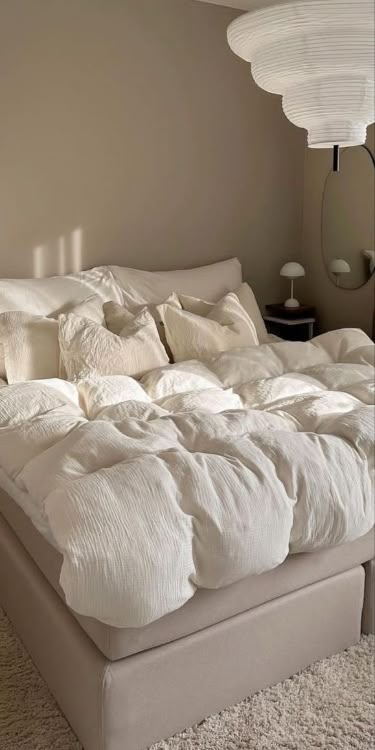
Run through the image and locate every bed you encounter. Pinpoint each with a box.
[0,259,374,750]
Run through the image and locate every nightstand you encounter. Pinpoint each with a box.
[264,304,316,341]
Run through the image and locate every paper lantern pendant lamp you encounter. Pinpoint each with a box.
[227,0,375,168]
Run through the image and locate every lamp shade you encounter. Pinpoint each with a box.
[280,262,305,279]
[227,0,375,149]
[329,259,351,274]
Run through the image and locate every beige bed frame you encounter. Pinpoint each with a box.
[0,495,374,750]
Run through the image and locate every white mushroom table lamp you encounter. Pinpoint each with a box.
[280,262,305,308]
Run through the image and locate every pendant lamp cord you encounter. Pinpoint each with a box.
[333,145,340,172]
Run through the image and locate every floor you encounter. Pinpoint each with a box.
[0,608,374,750]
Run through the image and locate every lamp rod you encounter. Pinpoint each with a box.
[333,144,340,172]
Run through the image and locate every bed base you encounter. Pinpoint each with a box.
[362,559,375,634]
[0,515,367,750]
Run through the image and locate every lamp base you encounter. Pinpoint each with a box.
[284,297,300,308]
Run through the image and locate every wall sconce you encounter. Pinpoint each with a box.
[329,258,351,286]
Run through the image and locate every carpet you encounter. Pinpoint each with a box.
[0,608,374,750]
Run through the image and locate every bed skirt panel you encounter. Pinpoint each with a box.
[0,513,365,750]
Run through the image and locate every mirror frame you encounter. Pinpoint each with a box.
[321,144,375,291]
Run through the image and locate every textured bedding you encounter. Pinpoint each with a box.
[0,328,373,628]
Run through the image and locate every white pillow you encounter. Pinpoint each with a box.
[109,258,242,308]
[179,283,268,343]
[0,295,105,384]
[59,310,169,381]
[157,292,259,363]
[0,266,123,379]
[0,266,122,314]
[103,294,181,354]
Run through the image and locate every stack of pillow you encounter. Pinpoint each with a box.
[0,258,268,385]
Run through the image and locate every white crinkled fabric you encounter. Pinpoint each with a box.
[59,310,169,381]
[0,328,373,628]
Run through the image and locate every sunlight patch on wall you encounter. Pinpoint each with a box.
[71,228,83,273]
[33,228,84,278]
[58,236,67,275]
[33,245,45,278]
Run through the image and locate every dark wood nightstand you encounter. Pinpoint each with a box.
[264,304,317,341]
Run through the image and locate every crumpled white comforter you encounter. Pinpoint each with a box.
[0,328,374,628]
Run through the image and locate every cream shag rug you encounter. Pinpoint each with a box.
[0,608,374,750]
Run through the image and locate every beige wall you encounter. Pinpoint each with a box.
[0,0,304,310]
[301,126,375,336]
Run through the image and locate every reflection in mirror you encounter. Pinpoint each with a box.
[322,145,375,290]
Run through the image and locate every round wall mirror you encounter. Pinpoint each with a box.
[322,145,375,290]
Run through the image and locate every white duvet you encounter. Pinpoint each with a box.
[0,328,374,628]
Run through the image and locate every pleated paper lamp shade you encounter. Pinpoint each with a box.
[227,0,375,151]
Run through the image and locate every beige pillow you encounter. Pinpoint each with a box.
[0,295,105,384]
[59,310,169,381]
[109,258,242,305]
[0,350,5,382]
[103,301,136,335]
[157,292,259,363]
[179,283,268,343]
[0,314,60,384]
